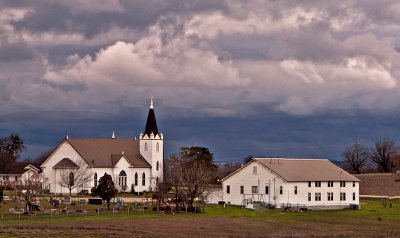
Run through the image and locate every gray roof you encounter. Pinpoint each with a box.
[53,158,79,169]
[255,158,359,182]
[66,138,151,168]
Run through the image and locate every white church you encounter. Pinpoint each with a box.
[40,97,163,194]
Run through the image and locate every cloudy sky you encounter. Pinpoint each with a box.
[1,0,400,162]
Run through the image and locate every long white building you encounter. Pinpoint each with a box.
[40,97,164,194]
[222,158,360,209]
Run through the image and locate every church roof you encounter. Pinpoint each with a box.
[144,97,159,137]
[53,158,79,169]
[66,138,151,168]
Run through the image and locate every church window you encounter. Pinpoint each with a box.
[135,172,138,186]
[144,142,148,151]
[226,185,230,194]
[156,142,159,152]
[69,172,74,187]
[119,170,127,187]
[156,161,159,171]
[253,166,257,174]
[252,186,258,194]
[142,173,145,186]
[94,173,97,187]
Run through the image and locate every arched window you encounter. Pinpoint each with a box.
[134,172,138,186]
[156,161,159,171]
[142,172,145,186]
[144,142,148,151]
[69,172,74,187]
[94,173,97,187]
[119,170,127,187]
[156,142,159,152]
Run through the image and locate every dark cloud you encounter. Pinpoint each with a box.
[0,42,35,62]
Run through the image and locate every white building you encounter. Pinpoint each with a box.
[0,162,41,187]
[222,158,360,209]
[40,97,164,194]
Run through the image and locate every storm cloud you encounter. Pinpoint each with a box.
[0,0,400,161]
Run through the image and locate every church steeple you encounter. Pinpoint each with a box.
[144,97,159,137]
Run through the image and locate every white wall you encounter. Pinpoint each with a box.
[222,161,359,208]
[140,134,163,187]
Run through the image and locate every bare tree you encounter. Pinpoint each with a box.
[370,139,399,173]
[164,154,183,210]
[179,147,218,211]
[12,174,42,212]
[57,159,93,196]
[342,141,369,174]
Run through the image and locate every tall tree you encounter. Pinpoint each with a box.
[370,139,398,173]
[342,141,369,174]
[0,134,25,169]
[57,159,93,196]
[179,146,218,211]
[93,173,118,209]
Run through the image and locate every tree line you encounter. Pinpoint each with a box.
[342,138,399,174]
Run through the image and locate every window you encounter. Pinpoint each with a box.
[328,181,333,187]
[134,172,138,186]
[94,173,97,187]
[279,186,283,195]
[3,176,9,181]
[308,193,311,201]
[144,142,148,151]
[353,192,356,201]
[253,166,257,174]
[226,185,230,194]
[308,181,311,187]
[340,192,346,201]
[327,192,333,201]
[340,181,346,187]
[252,186,258,194]
[156,161,159,171]
[15,176,18,181]
[156,142,159,152]
[119,170,127,187]
[353,181,355,187]
[315,193,321,201]
[142,172,145,186]
[315,181,321,187]
[69,172,74,187]
[240,186,244,194]
[265,186,269,194]
[294,186,297,195]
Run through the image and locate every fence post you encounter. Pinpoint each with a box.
[128,207,130,214]
[113,208,114,215]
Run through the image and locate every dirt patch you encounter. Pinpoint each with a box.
[1,216,400,237]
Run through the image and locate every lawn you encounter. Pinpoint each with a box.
[0,198,399,237]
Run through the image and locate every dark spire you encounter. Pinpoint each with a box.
[144,97,159,137]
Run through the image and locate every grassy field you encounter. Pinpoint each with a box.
[0,198,399,237]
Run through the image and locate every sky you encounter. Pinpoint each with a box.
[1,0,400,162]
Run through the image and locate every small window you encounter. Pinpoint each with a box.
[353,181,355,187]
[327,192,333,201]
[156,161,159,171]
[294,186,297,195]
[353,192,356,201]
[134,172,138,186]
[15,176,18,181]
[328,181,333,187]
[142,172,145,186]
[315,181,321,187]
[156,142,160,152]
[265,186,269,194]
[308,181,311,187]
[119,170,127,187]
[340,192,346,201]
[315,193,321,201]
[340,181,346,187]
[226,185,230,194]
[240,186,244,194]
[308,193,311,201]
[279,186,283,195]
[69,172,74,187]
[94,173,98,187]
[253,166,257,174]
[144,142,148,151]
[252,186,258,193]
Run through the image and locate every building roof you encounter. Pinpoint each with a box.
[144,108,159,137]
[255,158,360,182]
[0,162,40,175]
[53,158,79,169]
[66,138,151,168]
